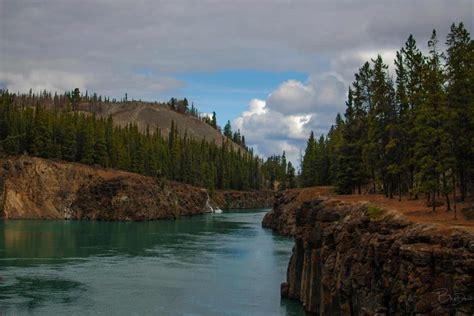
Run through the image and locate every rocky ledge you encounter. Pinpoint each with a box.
[263,190,474,315]
[0,156,273,220]
[212,189,273,210]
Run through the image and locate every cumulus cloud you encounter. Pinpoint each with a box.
[235,73,347,165]
[266,74,346,115]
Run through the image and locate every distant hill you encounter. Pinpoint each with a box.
[91,101,236,149]
[6,90,243,150]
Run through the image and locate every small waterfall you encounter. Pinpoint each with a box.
[205,194,214,213]
[205,192,223,214]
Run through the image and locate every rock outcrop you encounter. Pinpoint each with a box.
[262,188,301,236]
[212,190,273,210]
[0,156,273,220]
[264,190,474,315]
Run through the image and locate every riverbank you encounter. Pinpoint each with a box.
[0,156,273,220]
[263,188,474,315]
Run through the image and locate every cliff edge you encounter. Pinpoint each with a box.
[0,156,272,220]
[263,189,474,315]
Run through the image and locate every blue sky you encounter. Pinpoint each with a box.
[173,70,307,126]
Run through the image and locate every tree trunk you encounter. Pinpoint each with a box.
[460,169,466,201]
[437,177,441,197]
[398,174,402,202]
[443,173,451,211]
[389,180,393,199]
[453,174,457,219]
[372,170,376,194]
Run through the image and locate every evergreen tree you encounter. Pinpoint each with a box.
[287,161,296,189]
[61,116,76,161]
[301,131,317,187]
[402,34,426,195]
[31,106,53,158]
[94,124,108,166]
[211,111,217,129]
[445,22,474,201]
[79,119,95,165]
[223,120,232,138]
[414,30,452,212]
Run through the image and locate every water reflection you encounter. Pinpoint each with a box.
[0,214,248,265]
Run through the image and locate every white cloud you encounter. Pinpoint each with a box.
[234,73,347,165]
[0,70,88,94]
[266,80,315,115]
[265,74,346,116]
[0,0,471,97]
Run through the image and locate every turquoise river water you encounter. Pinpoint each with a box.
[0,209,304,315]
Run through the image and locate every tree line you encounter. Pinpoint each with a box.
[300,22,473,211]
[0,90,297,191]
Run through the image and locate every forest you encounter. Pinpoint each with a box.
[300,22,473,211]
[0,90,294,192]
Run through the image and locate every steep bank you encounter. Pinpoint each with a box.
[212,190,273,210]
[263,190,474,315]
[0,156,272,220]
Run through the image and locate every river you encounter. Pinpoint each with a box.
[0,209,304,315]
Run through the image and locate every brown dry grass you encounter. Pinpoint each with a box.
[299,186,474,233]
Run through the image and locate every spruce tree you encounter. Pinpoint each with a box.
[445,22,473,201]
[414,30,451,211]
[301,131,317,187]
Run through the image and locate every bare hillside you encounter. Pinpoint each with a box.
[107,103,227,144]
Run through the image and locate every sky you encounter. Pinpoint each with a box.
[0,0,472,166]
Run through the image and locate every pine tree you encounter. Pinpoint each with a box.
[72,88,81,110]
[223,120,232,138]
[336,88,367,194]
[211,112,217,129]
[301,131,317,187]
[31,106,53,158]
[61,116,77,161]
[414,30,451,212]
[402,34,426,195]
[445,22,474,201]
[94,124,108,166]
[394,49,410,199]
[287,161,296,188]
[79,119,95,165]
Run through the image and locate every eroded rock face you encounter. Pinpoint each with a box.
[265,191,474,315]
[0,156,272,220]
[212,190,273,210]
[262,189,302,236]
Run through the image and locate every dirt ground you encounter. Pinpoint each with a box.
[295,187,474,233]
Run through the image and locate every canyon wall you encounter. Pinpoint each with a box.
[212,189,273,210]
[263,190,474,315]
[0,156,272,220]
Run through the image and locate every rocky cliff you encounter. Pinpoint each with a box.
[212,190,273,210]
[0,156,272,220]
[263,190,474,315]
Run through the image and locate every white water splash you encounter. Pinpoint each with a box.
[205,193,223,214]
